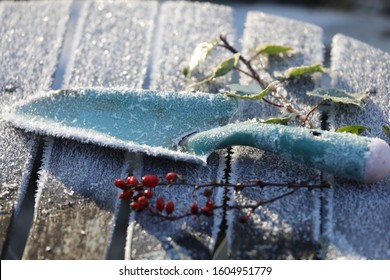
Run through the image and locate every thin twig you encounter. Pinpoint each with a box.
[156,179,325,190]
[148,188,300,221]
[305,100,326,122]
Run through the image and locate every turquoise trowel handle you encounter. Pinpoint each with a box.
[183,121,390,183]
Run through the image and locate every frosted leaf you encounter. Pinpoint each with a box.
[226,84,262,95]
[307,88,368,107]
[189,53,240,88]
[184,39,217,77]
[284,63,325,79]
[255,43,293,55]
[382,125,390,141]
[263,112,299,125]
[212,53,240,78]
[336,125,370,135]
[224,81,278,100]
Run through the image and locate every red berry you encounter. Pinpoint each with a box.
[137,196,149,209]
[206,200,214,209]
[155,197,165,212]
[200,206,213,217]
[203,189,213,197]
[114,179,127,190]
[165,201,175,214]
[238,215,249,224]
[165,172,178,183]
[143,189,153,199]
[130,201,142,211]
[142,174,159,188]
[126,176,139,187]
[190,203,199,215]
[119,189,133,200]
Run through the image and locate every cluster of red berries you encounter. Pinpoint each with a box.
[114,173,176,214]
[113,172,217,218]
[114,172,328,223]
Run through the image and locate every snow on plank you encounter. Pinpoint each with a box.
[22,0,157,259]
[125,1,234,259]
[0,1,70,253]
[227,12,325,259]
[324,34,390,259]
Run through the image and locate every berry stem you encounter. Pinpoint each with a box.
[114,172,330,223]
[152,176,325,191]
[147,187,300,221]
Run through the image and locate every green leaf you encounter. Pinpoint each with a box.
[263,117,291,125]
[307,88,368,107]
[255,44,293,55]
[183,66,190,77]
[223,81,278,100]
[184,40,217,77]
[336,125,370,135]
[226,84,263,95]
[382,125,390,140]
[212,53,240,78]
[284,64,325,79]
[187,53,239,88]
[263,112,299,125]
[188,53,240,89]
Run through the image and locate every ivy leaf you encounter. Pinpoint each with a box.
[184,40,217,77]
[307,88,368,107]
[255,43,293,55]
[284,63,325,79]
[263,112,299,125]
[223,81,278,100]
[382,125,390,140]
[212,53,240,78]
[336,125,370,135]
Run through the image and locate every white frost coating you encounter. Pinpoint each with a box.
[34,137,55,214]
[2,108,207,165]
[0,1,71,220]
[0,87,237,164]
[61,0,89,88]
[364,138,390,183]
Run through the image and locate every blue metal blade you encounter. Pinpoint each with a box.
[3,88,238,162]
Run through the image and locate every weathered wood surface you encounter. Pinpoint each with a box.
[0,0,71,254]
[0,0,389,260]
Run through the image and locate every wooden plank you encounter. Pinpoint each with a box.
[323,34,390,259]
[125,1,235,259]
[0,0,71,254]
[226,12,325,259]
[22,0,158,259]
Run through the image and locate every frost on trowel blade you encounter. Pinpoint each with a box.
[2,88,238,163]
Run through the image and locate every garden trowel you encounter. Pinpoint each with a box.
[2,88,390,183]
